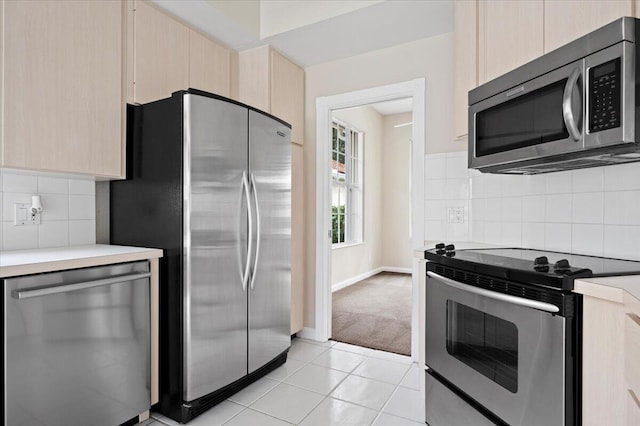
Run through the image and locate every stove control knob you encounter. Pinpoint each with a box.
[534,256,549,266]
[435,243,445,250]
[554,259,571,271]
[445,244,455,252]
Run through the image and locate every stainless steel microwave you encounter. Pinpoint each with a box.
[469,17,640,174]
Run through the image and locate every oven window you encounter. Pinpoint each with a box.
[475,79,570,157]
[446,300,518,393]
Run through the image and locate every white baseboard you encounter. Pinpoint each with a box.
[381,266,412,274]
[331,267,384,292]
[297,327,319,341]
[331,266,412,292]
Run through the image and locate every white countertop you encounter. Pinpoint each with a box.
[574,275,640,303]
[0,244,163,278]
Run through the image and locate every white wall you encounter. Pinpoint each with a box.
[331,106,384,285]
[425,149,640,260]
[304,32,459,327]
[382,112,413,270]
[0,169,96,250]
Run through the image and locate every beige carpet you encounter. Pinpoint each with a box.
[332,272,412,356]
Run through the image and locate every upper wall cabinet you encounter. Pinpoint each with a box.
[271,51,305,145]
[2,0,124,177]
[478,0,544,84]
[238,46,305,145]
[189,30,231,98]
[131,1,233,104]
[544,1,634,52]
[132,1,189,104]
[453,0,477,139]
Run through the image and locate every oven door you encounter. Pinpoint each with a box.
[469,59,585,171]
[426,271,566,426]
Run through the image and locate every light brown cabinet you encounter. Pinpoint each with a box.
[238,46,305,145]
[478,0,544,84]
[1,0,124,177]
[132,0,189,104]
[544,1,633,52]
[453,0,477,138]
[131,1,233,103]
[271,51,305,145]
[189,30,231,98]
[577,281,640,426]
[238,46,271,113]
[291,143,304,334]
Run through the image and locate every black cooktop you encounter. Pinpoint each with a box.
[425,244,640,291]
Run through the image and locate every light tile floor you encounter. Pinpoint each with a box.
[147,338,425,425]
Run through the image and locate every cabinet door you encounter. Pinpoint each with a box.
[544,1,633,53]
[453,0,477,138]
[189,30,231,97]
[478,0,543,84]
[291,143,304,334]
[582,296,626,426]
[134,0,188,104]
[238,45,271,112]
[3,0,123,177]
[271,51,305,145]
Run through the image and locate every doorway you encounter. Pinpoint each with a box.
[329,100,413,355]
[315,79,425,362]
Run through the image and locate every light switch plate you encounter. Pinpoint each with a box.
[14,203,40,226]
[447,207,464,223]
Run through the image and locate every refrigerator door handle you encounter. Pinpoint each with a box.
[242,171,253,291]
[249,172,261,290]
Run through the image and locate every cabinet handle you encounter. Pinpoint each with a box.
[629,389,640,409]
[627,313,640,329]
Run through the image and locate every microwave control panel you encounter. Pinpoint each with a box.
[588,58,621,133]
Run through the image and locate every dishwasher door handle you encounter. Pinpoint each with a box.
[12,272,151,300]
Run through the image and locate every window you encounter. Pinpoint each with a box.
[331,119,363,246]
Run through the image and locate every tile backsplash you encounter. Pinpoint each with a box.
[0,169,96,251]
[425,151,640,260]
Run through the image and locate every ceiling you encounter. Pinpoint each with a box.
[369,98,413,116]
[151,0,453,68]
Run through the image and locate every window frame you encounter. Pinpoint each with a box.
[331,118,364,248]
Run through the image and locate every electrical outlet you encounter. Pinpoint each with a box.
[14,203,40,226]
[447,207,464,224]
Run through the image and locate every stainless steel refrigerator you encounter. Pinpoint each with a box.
[110,89,291,423]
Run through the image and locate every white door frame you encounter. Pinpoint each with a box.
[315,78,425,361]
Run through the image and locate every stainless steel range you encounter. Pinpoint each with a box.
[424,244,640,426]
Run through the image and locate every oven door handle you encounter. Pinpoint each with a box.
[427,271,560,313]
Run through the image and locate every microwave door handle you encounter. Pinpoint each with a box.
[426,271,560,313]
[562,67,582,141]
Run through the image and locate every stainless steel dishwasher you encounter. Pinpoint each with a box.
[3,261,151,426]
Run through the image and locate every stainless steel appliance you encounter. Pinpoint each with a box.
[425,245,640,425]
[110,89,291,423]
[3,261,151,426]
[469,17,640,174]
